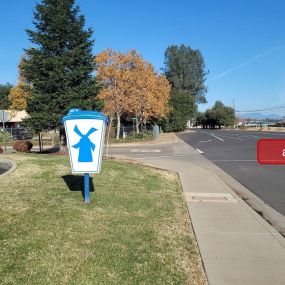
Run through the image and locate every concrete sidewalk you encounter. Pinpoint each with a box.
[113,136,285,285]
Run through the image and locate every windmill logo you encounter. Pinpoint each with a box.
[72,125,97,162]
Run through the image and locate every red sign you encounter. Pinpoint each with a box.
[257,139,285,164]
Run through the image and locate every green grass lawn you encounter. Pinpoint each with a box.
[0,154,207,285]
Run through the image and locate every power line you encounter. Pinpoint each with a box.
[236,105,285,113]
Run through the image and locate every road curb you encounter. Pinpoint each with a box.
[175,136,285,243]
[215,166,285,239]
[0,157,17,177]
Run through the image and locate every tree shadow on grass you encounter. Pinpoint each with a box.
[62,175,94,200]
[31,146,62,154]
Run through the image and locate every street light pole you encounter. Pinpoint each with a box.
[1,110,7,153]
[132,117,137,141]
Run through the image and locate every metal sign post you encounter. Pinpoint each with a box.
[84,173,90,203]
[0,110,9,130]
[62,109,108,203]
[132,117,137,141]
[0,110,10,153]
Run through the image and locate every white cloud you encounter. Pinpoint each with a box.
[208,45,285,81]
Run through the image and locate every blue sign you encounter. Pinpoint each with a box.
[62,109,108,203]
[62,108,108,173]
[72,125,97,162]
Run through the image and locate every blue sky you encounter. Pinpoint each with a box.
[1,0,285,115]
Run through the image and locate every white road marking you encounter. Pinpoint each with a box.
[212,160,256,162]
[210,133,224,142]
[130,149,161,153]
[196,148,204,154]
[128,154,196,160]
[234,134,259,139]
[199,139,212,142]
[219,135,244,141]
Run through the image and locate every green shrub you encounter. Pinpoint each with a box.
[13,141,33,152]
[0,131,13,144]
[128,131,153,139]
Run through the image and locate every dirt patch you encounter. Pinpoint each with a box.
[155,200,208,285]
[148,167,178,182]
[12,163,43,178]
[232,127,285,132]
[3,154,37,162]
[56,164,69,175]
[104,156,144,166]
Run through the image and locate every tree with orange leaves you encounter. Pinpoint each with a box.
[125,56,170,132]
[95,49,133,140]
[9,59,31,111]
[9,77,30,111]
[95,49,170,139]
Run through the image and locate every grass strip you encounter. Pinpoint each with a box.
[0,154,207,285]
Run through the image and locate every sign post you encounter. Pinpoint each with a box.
[62,108,108,203]
[0,110,10,153]
[132,117,137,141]
[0,110,9,131]
[84,173,90,203]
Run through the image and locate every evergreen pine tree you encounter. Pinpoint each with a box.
[22,0,100,133]
[163,44,207,132]
[161,90,197,132]
[0,84,13,110]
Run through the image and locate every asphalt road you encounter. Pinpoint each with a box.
[177,129,285,216]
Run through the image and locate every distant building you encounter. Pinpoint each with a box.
[236,118,246,126]
[1,110,29,128]
[187,119,194,128]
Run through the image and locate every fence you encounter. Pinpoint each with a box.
[1,128,58,147]
[4,128,33,140]
[106,124,159,142]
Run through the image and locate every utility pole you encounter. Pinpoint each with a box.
[1,110,7,152]
[233,99,236,129]
[2,110,5,131]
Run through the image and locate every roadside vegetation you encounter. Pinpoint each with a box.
[0,154,207,285]
[162,45,207,132]
[196,101,235,129]
[3,0,208,144]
